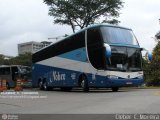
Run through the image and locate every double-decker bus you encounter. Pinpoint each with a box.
[32,24,151,92]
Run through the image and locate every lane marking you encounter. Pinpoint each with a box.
[0,103,21,107]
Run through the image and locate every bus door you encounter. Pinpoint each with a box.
[11,66,19,80]
[11,66,19,86]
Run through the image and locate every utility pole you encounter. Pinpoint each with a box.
[48,34,68,42]
[48,37,58,41]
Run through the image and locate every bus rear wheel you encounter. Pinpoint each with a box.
[38,80,44,90]
[43,80,52,91]
[112,87,119,92]
[43,81,47,91]
[81,76,89,92]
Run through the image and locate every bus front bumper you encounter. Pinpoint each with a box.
[107,78,144,87]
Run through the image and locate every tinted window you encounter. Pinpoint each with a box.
[106,47,128,71]
[87,28,106,70]
[127,48,142,71]
[11,67,18,73]
[0,67,11,75]
[33,32,85,63]
[106,46,142,72]
[101,27,139,46]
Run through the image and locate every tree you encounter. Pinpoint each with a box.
[0,55,10,65]
[44,0,123,33]
[0,53,32,67]
[10,53,32,66]
[155,30,160,41]
[144,41,160,86]
[0,55,5,65]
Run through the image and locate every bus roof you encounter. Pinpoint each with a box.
[33,24,132,54]
[81,24,131,31]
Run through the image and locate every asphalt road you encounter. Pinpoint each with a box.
[0,88,160,114]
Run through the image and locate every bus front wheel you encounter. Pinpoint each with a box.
[112,87,119,92]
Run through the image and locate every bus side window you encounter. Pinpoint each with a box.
[1,67,11,75]
[0,68,3,75]
[87,28,106,70]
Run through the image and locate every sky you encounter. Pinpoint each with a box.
[0,0,160,56]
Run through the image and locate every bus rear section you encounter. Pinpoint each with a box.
[32,24,147,92]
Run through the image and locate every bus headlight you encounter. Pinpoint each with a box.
[107,75,118,79]
[137,75,143,79]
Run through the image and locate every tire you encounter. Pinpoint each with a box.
[112,87,119,92]
[81,76,89,92]
[43,80,52,91]
[38,80,44,90]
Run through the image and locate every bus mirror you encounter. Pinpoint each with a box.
[140,48,144,51]
[147,51,152,62]
[104,43,112,58]
[141,48,152,62]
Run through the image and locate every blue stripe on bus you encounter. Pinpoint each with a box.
[32,63,143,88]
[58,47,87,62]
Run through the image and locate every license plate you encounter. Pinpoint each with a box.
[126,82,132,85]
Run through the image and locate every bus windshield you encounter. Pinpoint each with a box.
[19,66,31,74]
[106,46,142,72]
[101,27,139,46]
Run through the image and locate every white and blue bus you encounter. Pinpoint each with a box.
[32,24,151,92]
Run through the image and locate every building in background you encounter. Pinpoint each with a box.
[18,41,52,55]
[41,41,52,47]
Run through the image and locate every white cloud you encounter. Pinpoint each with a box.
[0,0,72,56]
[0,0,160,56]
[119,0,160,51]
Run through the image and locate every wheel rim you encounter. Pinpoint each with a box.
[43,82,47,89]
[81,80,85,88]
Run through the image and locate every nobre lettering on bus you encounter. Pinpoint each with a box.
[53,71,65,81]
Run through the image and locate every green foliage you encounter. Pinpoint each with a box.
[143,41,160,86]
[155,31,160,41]
[0,55,10,65]
[0,55,4,65]
[0,53,32,67]
[153,41,160,62]
[44,0,123,32]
